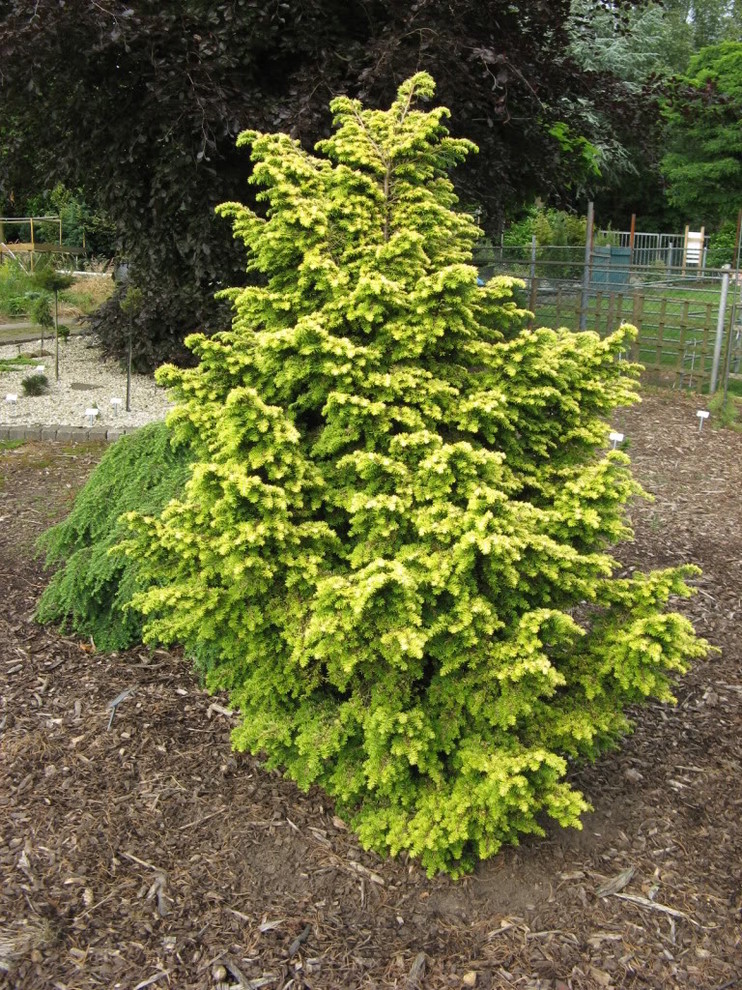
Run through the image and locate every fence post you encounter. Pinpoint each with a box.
[710,266,730,394]
[579,201,594,331]
[528,235,537,320]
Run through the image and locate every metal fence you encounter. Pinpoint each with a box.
[594,230,710,271]
[474,243,742,394]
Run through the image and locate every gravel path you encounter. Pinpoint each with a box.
[0,334,173,432]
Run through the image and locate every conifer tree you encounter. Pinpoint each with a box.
[37,422,192,650]
[122,74,707,875]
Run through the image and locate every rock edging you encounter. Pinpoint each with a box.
[0,424,132,443]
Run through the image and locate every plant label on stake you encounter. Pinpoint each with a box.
[5,393,17,404]
[118,284,142,413]
[609,431,624,450]
[126,331,132,412]
[85,407,99,428]
[110,398,122,416]
[696,410,709,431]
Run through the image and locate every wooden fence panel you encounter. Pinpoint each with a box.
[527,282,733,391]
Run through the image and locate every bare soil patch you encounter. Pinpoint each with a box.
[1,392,740,990]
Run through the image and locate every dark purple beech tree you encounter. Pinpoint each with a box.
[0,0,654,368]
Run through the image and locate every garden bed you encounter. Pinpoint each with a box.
[0,391,740,989]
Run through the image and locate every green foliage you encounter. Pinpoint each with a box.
[569,0,693,82]
[33,265,75,295]
[503,207,588,279]
[665,0,742,58]
[0,259,35,317]
[547,122,601,183]
[119,76,707,876]
[504,207,587,249]
[569,1,742,229]
[30,292,53,331]
[662,42,742,229]
[707,219,740,267]
[0,355,36,372]
[28,183,115,255]
[708,391,742,430]
[119,285,144,320]
[36,422,193,651]
[21,372,49,395]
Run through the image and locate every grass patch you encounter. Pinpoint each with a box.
[0,438,26,451]
[526,279,739,391]
[709,391,742,431]
[0,355,38,372]
[0,260,113,319]
[0,260,35,318]
[59,441,107,456]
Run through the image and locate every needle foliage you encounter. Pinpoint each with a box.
[36,422,192,650]
[63,74,705,875]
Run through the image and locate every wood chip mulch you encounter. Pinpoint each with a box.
[0,393,740,990]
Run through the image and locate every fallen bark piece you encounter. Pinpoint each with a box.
[596,866,636,897]
[613,891,698,925]
[287,924,312,958]
[407,952,426,988]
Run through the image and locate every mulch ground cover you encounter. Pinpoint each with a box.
[0,391,740,990]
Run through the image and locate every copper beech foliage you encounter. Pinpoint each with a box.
[0,0,652,368]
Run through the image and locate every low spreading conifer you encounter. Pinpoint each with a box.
[37,422,192,650]
[47,74,707,875]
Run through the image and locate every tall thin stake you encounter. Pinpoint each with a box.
[722,208,742,404]
[579,201,594,331]
[126,331,132,412]
[54,288,60,382]
[710,267,730,394]
[528,235,537,326]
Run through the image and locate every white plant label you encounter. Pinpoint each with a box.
[609,431,624,449]
[5,394,17,403]
[697,410,709,431]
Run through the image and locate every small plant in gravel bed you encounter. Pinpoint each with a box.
[21,372,49,396]
[44,75,709,876]
[0,356,37,373]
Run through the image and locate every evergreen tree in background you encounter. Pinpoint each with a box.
[662,41,742,230]
[111,75,708,875]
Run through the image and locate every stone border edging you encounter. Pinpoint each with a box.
[0,424,132,443]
